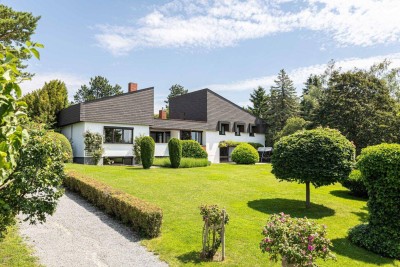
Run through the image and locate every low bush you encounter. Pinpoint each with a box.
[219,140,263,149]
[341,169,368,198]
[153,157,210,168]
[168,138,182,168]
[64,171,162,238]
[181,140,208,158]
[46,131,73,163]
[231,143,259,164]
[140,136,155,169]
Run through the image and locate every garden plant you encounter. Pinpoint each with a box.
[168,138,182,168]
[231,143,259,164]
[140,136,155,169]
[83,131,104,165]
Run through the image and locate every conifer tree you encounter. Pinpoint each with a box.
[247,86,269,119]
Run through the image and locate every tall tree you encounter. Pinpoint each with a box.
[23,80,69,127]
[247,86,269,119]
[0,4,41,78]
[165,84,188,108]
[73,76,122,103]
[300,74,324,123]
[265,69,299,145]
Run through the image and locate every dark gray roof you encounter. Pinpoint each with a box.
[152,118,207,131]
[58,88,154,127]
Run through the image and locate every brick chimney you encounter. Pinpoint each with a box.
[159,109,167,120]
[128,82,137,93]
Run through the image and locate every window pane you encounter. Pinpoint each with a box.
[105,128,113,143]
[123,129,132,143]
[114,129,123,143]
[156,132,163,143]
[150,132,157,142]
[191,131,202,144]
[181,131,191,140]
[165,132,171,143]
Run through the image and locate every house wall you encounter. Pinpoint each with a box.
[61,122,85,158]
[154,130,180,157]
[204,131,265,163]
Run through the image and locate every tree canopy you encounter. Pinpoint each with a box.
[247,86,269,119]
[73,76,123,103]
[165,84,188,108]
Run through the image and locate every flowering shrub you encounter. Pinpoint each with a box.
[200,205,229,259]
[260,213,335,267]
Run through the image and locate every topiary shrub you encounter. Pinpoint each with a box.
[341,169,368,198]
[348,143,400,259]
[231,143,259,164]
[168,138,182,168]
[272,128,355,208]
[46,131,73,163]
[181,140,208,158]
[140,136,155,169]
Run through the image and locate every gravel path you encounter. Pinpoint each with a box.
[18,191,168,267]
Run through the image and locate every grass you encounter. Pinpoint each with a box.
[66,163,400,267]
[153,157,210,168]
[0,225,39,267]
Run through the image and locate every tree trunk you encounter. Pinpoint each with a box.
[306,182,311,209]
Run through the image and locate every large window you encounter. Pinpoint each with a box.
[104,127,133,144]
[150,131,171,143]
[181,130,202,145]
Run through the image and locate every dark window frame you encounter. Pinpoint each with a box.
[218,121,230,135]
[150,131,171,143]
[248,124,257,137]
[180,130,203,145]
[104,127,134,144]
[234,122,246,136]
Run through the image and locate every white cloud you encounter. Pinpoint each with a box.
[95,0,400,55]
[203,52,400,92]
[20,72,87,100]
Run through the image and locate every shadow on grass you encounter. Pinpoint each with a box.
[331,238,397,265]
[330,190,368,201]
[351,206,369,223]
[176,250,202,265]
[247,198,335,219]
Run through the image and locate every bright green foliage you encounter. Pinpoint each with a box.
[349,143,400,259]
[218,140,263,149]
[316,70,400,154]
[83,131,104,165]
[0,127,65,236]
[272,128,355,207]
[132,134,146,164]
[0,4,40,79]
[140,136,155,169]
[153,157,210,168]
[341,169,368,198]
[181,140,207,158]
[73,76,123,103]
[168,138,182,168]
[46,131,73,163]
[164,84,188,109]
[248,86,269,119]
[231,143,259,164]
[275,117,308,141]
[260,213,335,266]
[200,204,229,259]
[65,171,162,238]
[23,80,69,127]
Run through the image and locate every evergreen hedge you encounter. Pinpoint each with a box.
[349,143,400,259]
[231,143,259,164]
[181,140,207,158]
[46,131,73,163]
[140,136,155,169]
[341,169,368,198]
[168,138,182,168]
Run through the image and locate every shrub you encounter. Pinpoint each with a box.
[260,213,335,266]
[46,131,73,163]
[132,135,146,164]
[140,136,155,169]
[153,157,210,168]
[231,143,259,164]
[64,171,162,238]
[219,140,263,149]
[83,131,104,165]
[275,117,308,141]
[341,169,368,198]
[200,205,229,259]
[181,140,208,158]
[168,138,182,168]
[348,143,400,259]
[272,128,355,208]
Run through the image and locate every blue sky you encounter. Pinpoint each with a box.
[3,0,400,111]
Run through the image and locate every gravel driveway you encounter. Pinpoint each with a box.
[18,191,168,267]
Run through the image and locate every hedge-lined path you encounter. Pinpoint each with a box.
[18,191,168,267]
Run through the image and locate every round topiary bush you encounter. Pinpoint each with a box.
[168,138,182,168]
[231,143,259,164]
[45,131,73,163]
[140,136,155,169]
[349,143,400,259]
[181,140,207,158]
[341,169,368,198]
[272,128,355,208]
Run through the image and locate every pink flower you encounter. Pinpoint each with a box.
[308,245,315,251]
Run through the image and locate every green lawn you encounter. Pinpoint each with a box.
[0,226,39,267]
[66,163,400,267]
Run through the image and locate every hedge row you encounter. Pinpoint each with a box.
[64,171,162,238]
[219,140,264,149]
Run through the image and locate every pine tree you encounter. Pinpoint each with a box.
[247,86,269,119]
[73,76,123,103]
[165,84,188,109]
[300,75,323,122]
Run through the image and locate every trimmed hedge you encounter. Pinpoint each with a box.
[46,131,73,163]
[231,143,259,164]
[168,138,182,168]
[181,140,208,158]
[349,143,400,259]
[153,157,210,168]
[341,169,368,198]
[64,171,162,238]
[140,136,155,169]
[219,140,264,149]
